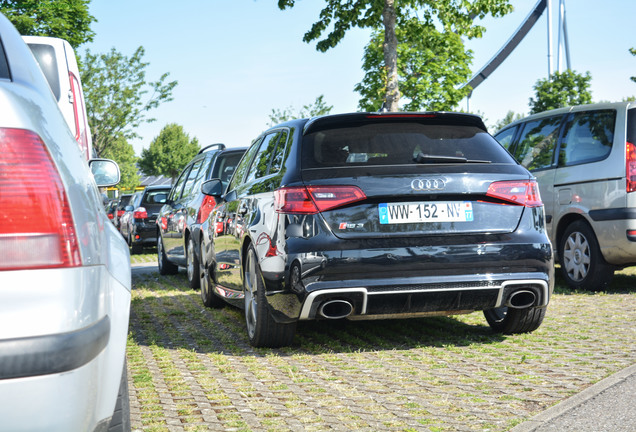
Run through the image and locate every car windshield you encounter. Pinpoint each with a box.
[301,123,513,168]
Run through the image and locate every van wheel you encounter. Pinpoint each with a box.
[200,241,224,308]
[559,220,613,291]
[157,234,178,275]
[187,236,200,290]
[243,245,295,348]
[484,306,546,334]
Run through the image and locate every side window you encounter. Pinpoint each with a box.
[227,138,261,192]
[559,110,616,166]
[181,158,204,198]
[269,130,289,173]
[494,126,518,151]
[513,116,563,171]
[169,165,191,201]
[245,131,282,183]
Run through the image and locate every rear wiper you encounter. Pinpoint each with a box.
[413,152,491,164]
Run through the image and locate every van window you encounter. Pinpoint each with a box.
[513,116,562,171]
[26,43,61,100]
[494,126,517,150]
[558,110,615,166]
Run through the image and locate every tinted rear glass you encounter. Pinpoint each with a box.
[301,123,513,168]
[27,43,61,100]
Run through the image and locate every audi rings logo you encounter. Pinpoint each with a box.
[411,178,446,191]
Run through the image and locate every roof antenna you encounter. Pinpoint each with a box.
[379,102,388,113]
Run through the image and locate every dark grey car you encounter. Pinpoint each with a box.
[157,144,246,288]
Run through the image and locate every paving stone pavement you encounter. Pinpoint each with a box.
[128,264,636,431]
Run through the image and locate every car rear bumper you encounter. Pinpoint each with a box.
[0,315,110,379]
[260,232,554,322]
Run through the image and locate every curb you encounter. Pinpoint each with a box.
[510,363,636,431]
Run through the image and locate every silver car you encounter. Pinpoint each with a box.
[0,13,131,431]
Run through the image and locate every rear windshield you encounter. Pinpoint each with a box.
[301,123,513,168]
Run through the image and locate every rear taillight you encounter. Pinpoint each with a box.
[275,186,366,214]
[133,207,148,219]
[107,213,114,219]
[196,195,217,224]
[0,128,81,270]
[626,141,636,193]
[117,209,125,217]
[486,180,543,207]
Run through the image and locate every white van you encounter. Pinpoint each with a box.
[495,101,636,291]
[23,35,93,160]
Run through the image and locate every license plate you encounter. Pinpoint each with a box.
[379,201,474,224]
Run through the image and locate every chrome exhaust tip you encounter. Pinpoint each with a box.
[318,300,354,319]
[506,290,537,309]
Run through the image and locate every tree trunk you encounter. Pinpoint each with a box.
[382,0,400,111]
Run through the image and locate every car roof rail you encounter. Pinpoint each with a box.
[198,143,226,155]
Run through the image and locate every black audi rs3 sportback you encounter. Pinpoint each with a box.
[198,112,554,347]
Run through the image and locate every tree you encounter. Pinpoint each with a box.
[355,19,473,112]
[0,0,95,48]
[268,94,333,126]
[278,0,512,111]
[80,47,178,157]
[138,123,200,181]
[529,70,592,114]
[493,110,524,132]
[101,136,139,191]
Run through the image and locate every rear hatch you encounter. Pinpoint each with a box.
[298,113,539,239]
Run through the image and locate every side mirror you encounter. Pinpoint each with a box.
[124,205,134,212]
[89,158,120,187]
[201,178,224,197]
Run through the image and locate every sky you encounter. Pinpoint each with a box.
[86,0,636,156]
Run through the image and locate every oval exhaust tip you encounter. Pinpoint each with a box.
[507,290,537,309]
[319,300,354,319]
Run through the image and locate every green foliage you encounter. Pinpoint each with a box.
[278,0,513,111]
[355,19,473,112]
[101,136,139,191]
[528,70,592,114]
[138,123,200,181]
[0,0,95,48]
[493,110,524,132]
[268,95,333,126]
[80,46,178,157]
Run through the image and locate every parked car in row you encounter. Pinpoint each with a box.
[196,112,554,347]
[157,144,246,288]
[0,13,131,431]
[494,101,636,291]
[114,193,133,229]
[120,185,171,254]
[23,35,93,160]
[105,198,119,223]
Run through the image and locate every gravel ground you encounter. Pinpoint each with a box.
[127,264,635,432]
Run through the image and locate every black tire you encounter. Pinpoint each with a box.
[157,233,178,275]
[243,246,296,348]
[484,306,546,334]
[130,241,142,255]
[107,360,131,432]
[559,220,613,291]
[200,240,224,308]
[186,236,200,290]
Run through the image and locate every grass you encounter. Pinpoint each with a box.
[126,261,636,431]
